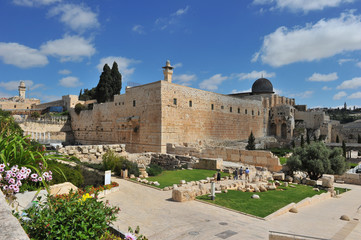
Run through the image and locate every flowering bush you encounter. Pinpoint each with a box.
[0,163,52,196]
[16,189,120,239]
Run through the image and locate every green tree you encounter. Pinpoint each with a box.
[358,134,361,144]
[306,133,310,145]
[336,135,339,143]
[74,103,86,115]
[286,142,346,180]
[342,140,346,158]
[301,135,304,148]
[95,64,113,103]
[246,131,256,150]
[313,135,317,142]
[111,61,122,96]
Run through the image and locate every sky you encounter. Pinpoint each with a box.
[1,0,361,108]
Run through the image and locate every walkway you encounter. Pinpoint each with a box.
[105,178,361,240]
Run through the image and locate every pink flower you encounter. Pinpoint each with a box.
[124,233,136,240]
[8,178,15,184]
[26,169,31,174]
[0,168,4,173]
[38,177,43,181]
[20,169,26,174]
[3,185,8,190]
[43,172,49,178]
[13,185,19,193]
[0,164,5,168]
[31,173,38,179]
[11,172,16,177]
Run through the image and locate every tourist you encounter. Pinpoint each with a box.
[216,170,221,182]
[245,167,250,182]
[239,167,243,180]
[233,168,238,180]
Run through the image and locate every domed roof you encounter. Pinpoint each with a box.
[252,78,274,94]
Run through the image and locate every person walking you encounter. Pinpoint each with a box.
[216,170,221,182]
[239,167,243,180]
[245,167,250,182]
[233,168,238,180]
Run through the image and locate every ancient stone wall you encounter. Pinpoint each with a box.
[167,144,282,172]
[160,81,266,151]
[295,111,329,129]
[334,173,361,185]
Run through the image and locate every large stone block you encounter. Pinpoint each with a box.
[322,175,334,188]
[273,173,285,181]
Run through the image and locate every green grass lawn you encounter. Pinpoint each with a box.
[196,185,326,218]
[335,187,350,194]
[279,157,288,165]
[135,169,229,189]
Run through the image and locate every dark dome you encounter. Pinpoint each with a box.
[252,78,274,94]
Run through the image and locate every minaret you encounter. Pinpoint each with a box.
[18,81,26,99]
[162,60,173,83]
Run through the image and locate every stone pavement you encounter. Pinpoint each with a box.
[105,178,361,240]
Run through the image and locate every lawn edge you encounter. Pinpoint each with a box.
[194,198,266,221]
[125,178,163,191]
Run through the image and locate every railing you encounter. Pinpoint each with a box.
[269,231,330,240]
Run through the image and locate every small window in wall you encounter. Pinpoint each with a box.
[133,100,136,107]
[221,106,224,109]
[189,100,192,107]
[173,98,177,105]
[230,107,232,112]
[115,103,117,106]
[252,110,254,115]
[14,105,16,108]
[245,109,247,114]
[27,107,29,109]
[211,104,214,110]
[258,111,260,115]
[237,108,240,114]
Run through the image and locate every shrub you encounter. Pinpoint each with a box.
[102,150,119,171]
[16,190,120,239]
[74,103,86,115]
[49,161,84,187]
[146,164,163,176]
[102,150,139,177]
[30,112,40,119]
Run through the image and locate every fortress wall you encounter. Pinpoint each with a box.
[160,81,266,149]
[71,82,163,153]
[294,111,327,129]
[0,100,37,110]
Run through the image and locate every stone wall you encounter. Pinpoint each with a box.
[167,144,282,172]
[334,173,361,185]
[58,144,126,163]
[0,191,29,240]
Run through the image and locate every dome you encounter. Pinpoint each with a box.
[251,78,274,94]
[19,81,26,87]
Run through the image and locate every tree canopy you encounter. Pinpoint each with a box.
[246,131,256,150]
[79,62,122,103]
[286,142,346,180]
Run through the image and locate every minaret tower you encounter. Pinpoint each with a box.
[162,60,173,83]
[18,81,26,99]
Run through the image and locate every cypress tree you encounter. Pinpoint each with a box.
[306,133,310,145]
[111,62,122,97]
[342,140,347,158]
[96,64,113,103]
[246,131,256,150]
[301,135,304,148]
[336,135,339,143]
[358,134,361,144]
[313,135,317,142]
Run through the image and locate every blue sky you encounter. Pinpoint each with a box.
[1,0,361,108]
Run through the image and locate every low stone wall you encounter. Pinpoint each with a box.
[167,144,282,172]
[0,191,29,240]
[334,173,361,185]
[58,144,126,163]
[194,158,223,170]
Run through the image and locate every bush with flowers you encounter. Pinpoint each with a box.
[15,189,121,239]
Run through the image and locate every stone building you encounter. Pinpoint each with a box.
[0,81,40,111]
[70,61,316,153]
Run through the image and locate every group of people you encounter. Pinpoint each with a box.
[233,167,250,181]
[215,167,250,182]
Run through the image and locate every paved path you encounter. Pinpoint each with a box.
[105,178,361,240]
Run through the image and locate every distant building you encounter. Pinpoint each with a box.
[0,81,40,111]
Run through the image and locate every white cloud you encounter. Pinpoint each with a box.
[338,58,356,65]
[233,70,275,80]
[289,90,313,99]
[253,0,354,13]
[0,42,48,68]
[199,74,228,91]
[172,6,189,16]
[173,74,197,86]
[322,86,332,90]
[333,91,347,100]
[97,56,140,78]
[48,3,99,32]
[40,35,95,62]
[59,76,82,88]
[308,72,338,82]
[0,80,44,91]
[58,69,71,75]
[173,62,183,68]
[337,77,361,89]
[253,12,361,67]
[13,0,61,7]
[132,25,145,34]
[231,88,251,94]
[155,6,189,30]
[356,62,361,68]
[348,91,361,99]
